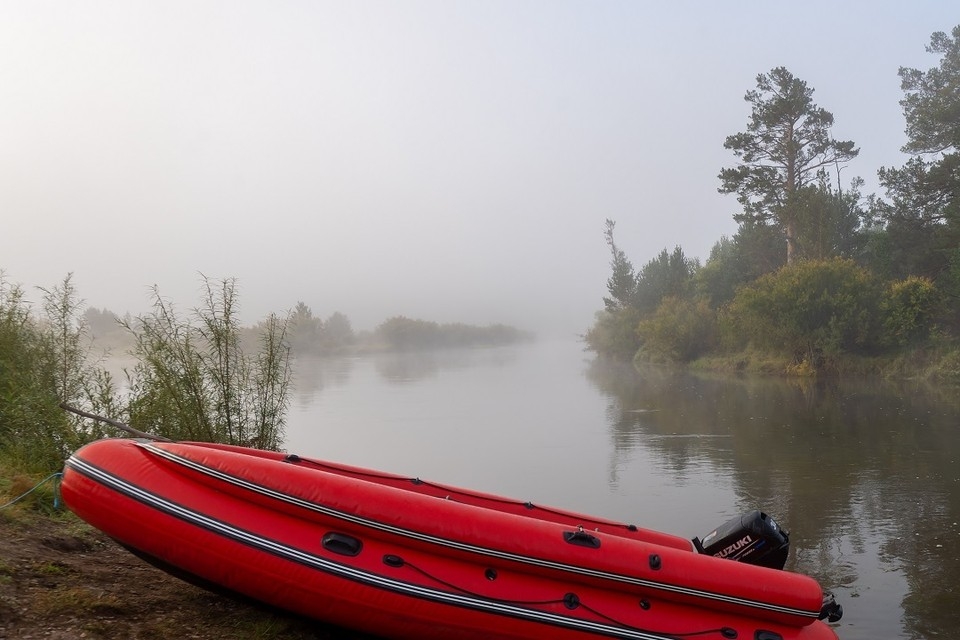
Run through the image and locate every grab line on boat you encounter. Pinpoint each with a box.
[133,442,821,622]
[383,552,740,640]
[65,454,693,640]
[287,454,639,532]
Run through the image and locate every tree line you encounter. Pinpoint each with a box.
[285,303,532,354]
[85,299,531,355]
[586,26,960,380]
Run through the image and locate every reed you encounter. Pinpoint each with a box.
[1,272,293,478]
[122,276,291,450]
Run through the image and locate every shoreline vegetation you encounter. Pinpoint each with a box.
[0,272,531,638]
[0,270,533,470]
[584,31,960,384]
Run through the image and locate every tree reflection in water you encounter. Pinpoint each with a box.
[586,359,960,640]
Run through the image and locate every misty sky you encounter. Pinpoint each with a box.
[1,2,956,336]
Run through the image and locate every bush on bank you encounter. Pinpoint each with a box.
[0,274,292,477]
[588,258,960,381]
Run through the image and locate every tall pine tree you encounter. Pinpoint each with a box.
[720,67,859,264]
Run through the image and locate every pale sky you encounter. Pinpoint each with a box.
[1,1,955,336]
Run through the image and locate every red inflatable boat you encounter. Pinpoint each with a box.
[61,438,842,640]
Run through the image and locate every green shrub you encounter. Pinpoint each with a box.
[2,272,294,472]
[583,308,643,361]
[726,258,881,365]
[123,278,292,450]
[880,276,941,347]
[637,297,717,363]
[0,275,106,473]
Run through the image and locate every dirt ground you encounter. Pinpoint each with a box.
[0,507,376,640]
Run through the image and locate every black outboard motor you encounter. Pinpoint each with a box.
[693,509,789,570]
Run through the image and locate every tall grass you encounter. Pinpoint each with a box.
[0,273,292,479]
[122,277,291,449]
[0,274,103,473]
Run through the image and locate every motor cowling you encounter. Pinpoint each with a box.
[693,510,789,570]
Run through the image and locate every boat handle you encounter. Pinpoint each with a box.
[563,529,601,549]
[322,532,363,557]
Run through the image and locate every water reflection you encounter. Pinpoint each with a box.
[586,359,960,639]
[291,354,355,404]
[371,347,521,384]
[286,343,960,639]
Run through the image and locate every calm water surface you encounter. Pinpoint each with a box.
[285,339,960,640]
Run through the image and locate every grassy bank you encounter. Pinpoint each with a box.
[682,344,960,382]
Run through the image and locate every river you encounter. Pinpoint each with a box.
[285,338,960,640]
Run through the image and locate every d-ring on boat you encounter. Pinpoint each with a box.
[61,438,842,640]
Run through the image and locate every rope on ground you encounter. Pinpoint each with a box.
[0,472,63,510]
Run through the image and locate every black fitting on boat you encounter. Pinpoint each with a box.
[819,591,843,622]
[648,553,662,570]
[321,532,363,557]
[484,568,497,581]
[283,454,300,463]
[383,554,405,568]
[639,599,651,610]
[563,593,580,610]
[754,631,783,640]
[721,628,738,639]
[563,528,601,549]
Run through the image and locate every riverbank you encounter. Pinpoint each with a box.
[0,502,374,639]
[675,344,960,382]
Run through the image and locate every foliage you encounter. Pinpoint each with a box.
[875,26,960,319]
[696,237,742,308]
[583,308,643,361]
[792,178,869,261]
[82,307,124,342]
[634,246,699,314]
[285,303,355,355]
[875,157,960,283]
[696,225,786,308]
[0,277,71,472]
[590,40,960,369]
[899,26,960,159]
[123,277,291,449]
[287,302,323,354]
[719,67,859,263]
[591,222,701,360]
[636,297,717,363]
[880,276,941,347]
[725,259,881,365]
[602,219,638,312]
[4,266,529,473]
[374,316,530,350]
[321,312,355,351]
[0,275,117,473]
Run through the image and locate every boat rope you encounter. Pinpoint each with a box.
[288,455,641,533]
[386,553,739,640]
[155,444,818,621]
[0,472,63,510]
